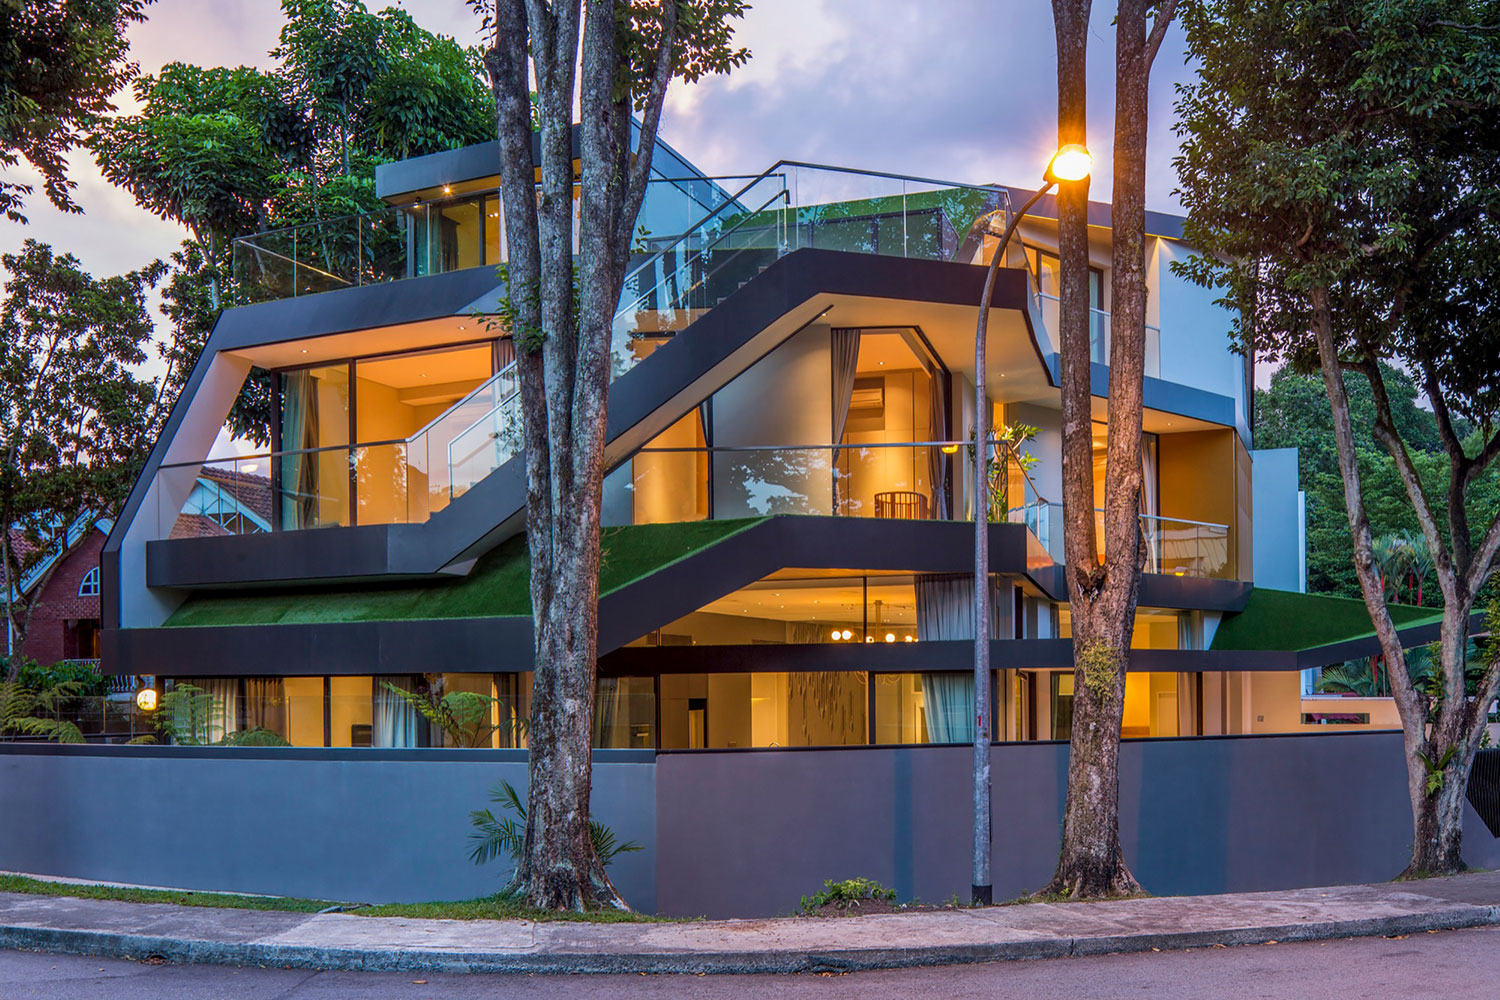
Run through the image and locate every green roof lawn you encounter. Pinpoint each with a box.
[1209,587,1442,653]
[165,517,765,628]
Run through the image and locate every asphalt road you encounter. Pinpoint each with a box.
[6,925,1499,999]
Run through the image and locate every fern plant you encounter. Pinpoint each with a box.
[469,780,641,869]
[0,676,87,744]
[382,681,527,748]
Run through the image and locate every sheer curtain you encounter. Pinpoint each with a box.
[921,674,974,743]
[914,574,1006,640]
[373,676,418,748]
[915,575,1002,744]
[199,678,240,744]
[1141,433,1160,573]
[595,678,621,748]
[244,678,285,736]
[830,328,862,510]
[926,369,948,519]
[279,371,318,530]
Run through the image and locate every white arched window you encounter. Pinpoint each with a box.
[78,566,100,598]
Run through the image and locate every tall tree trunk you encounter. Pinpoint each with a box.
[480,0,688,911]
[1045,0,1174,900]
[1307,284,1499,878]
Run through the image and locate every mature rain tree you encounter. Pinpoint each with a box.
[0,241,168,665]
[1043,0,1178,900]
[1175,0,1500,876]
[471,0,746,911]
[0,0,149,223]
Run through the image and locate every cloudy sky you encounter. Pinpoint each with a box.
[1,0,1196,284]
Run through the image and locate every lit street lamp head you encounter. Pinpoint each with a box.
[1046,144,1093,183]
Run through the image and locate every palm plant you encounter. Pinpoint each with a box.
[469,780,641,870]
[1401,529,1434,606]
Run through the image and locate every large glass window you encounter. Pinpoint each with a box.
[659,671,867,749]
[595,676,655,748]
[637,573,919,646]
[278,364,350,529]
[873,672,974,744]
[836,330,940,520]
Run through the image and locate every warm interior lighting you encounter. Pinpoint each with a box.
[885,633,896,643]
[865,635,875,643]
[135,688,158,713]
[941,444,959,454]
[830,629,841,641]
[1048,144,1093,183]
[904,635,915,643]
[840,629,852,640]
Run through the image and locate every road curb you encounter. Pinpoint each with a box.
[1,903,1497,974]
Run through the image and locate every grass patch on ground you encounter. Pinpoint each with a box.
[0,876,677,922]
[352,893,677,923]
[0,874,335,912]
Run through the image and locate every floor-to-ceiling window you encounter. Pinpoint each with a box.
[275,341,496,528]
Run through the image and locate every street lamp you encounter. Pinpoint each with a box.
[970,144,1092,906]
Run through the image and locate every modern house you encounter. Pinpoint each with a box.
[98,136,1464,753]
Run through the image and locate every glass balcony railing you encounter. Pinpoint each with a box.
[610,162,1014,380]
[1008,501,1232,580]
[230,174,747,304]
[154,361,521,534]
[1036,293,1161,379]
[604,440,961,525]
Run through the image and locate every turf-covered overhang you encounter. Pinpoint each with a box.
[165,518,766,628]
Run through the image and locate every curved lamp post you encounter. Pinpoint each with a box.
[971,144,1092,906]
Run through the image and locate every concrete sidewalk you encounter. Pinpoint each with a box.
[1,873,1498,975]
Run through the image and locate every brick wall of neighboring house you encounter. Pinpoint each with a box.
[17,530,105,666]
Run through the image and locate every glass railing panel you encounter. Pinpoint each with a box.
[352,441,410,525]
[611,173,790,380]
[1144,515,1232,580]
[407,363,519,518]
[158,453,276,540]
[1034,293,1162,380]
[447,391,524,502]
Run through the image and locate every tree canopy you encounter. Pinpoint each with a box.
[0,0,149,223]
[1,240,169,655]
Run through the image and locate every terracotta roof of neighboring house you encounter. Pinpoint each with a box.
[3,520,111,595]
[198,467,274,522]
[168,514,239,540]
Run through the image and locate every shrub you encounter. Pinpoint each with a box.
[798,877,898,914]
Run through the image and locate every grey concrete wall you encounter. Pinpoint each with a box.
[656,733,1500,918]
[0,747,656,912]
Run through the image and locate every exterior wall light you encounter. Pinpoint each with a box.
[1046,144,1094,183]
[135,688,158,713]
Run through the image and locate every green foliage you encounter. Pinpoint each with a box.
[1418,746,1461,798]
[468,780,642,871]
[0,669,88,744]
[13,658,108,697]
[146,683,289,747]
[1253,368,1500,599]
[380,680,525,749]
[798,877,897,914]
[1,240,169,650]
[0,0,150,222]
